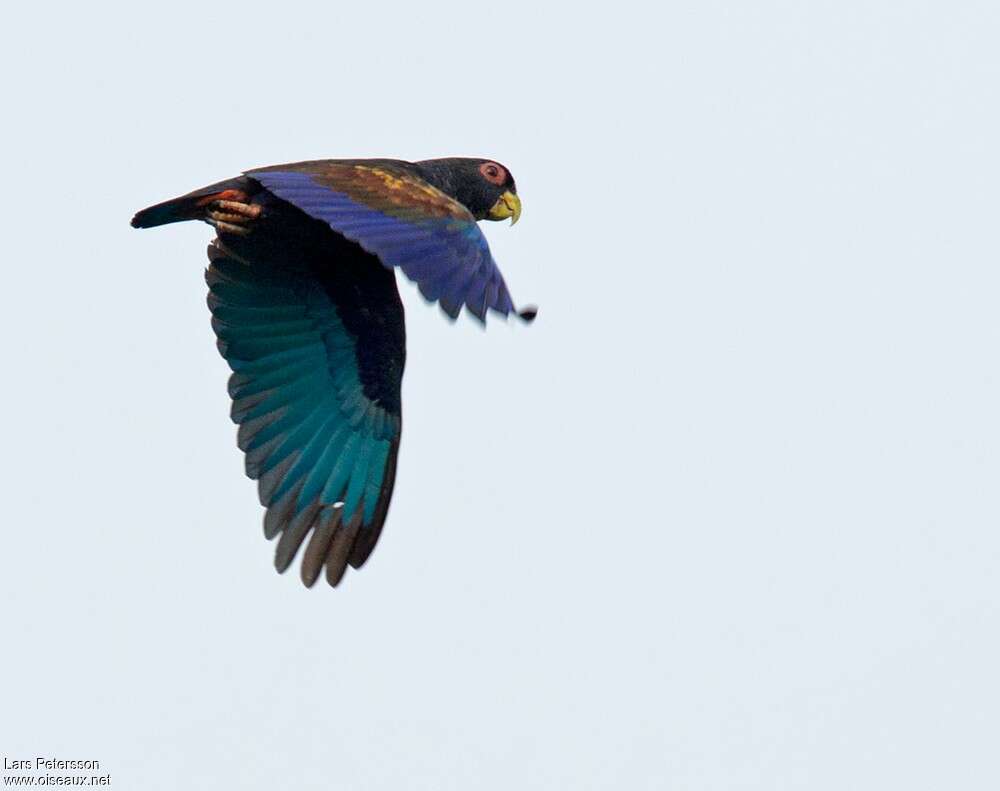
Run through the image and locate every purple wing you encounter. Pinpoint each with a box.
[247,163,532,323]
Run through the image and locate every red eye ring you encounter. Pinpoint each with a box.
[479,162,506,185]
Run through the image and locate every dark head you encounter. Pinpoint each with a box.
[415,158,521,224]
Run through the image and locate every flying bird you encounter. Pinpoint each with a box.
[132,158,535,587]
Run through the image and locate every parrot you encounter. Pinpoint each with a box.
[132,157,535,587]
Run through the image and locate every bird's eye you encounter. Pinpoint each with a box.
[479,162,506,185]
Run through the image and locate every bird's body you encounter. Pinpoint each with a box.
[132,157,533,587]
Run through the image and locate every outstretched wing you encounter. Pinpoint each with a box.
[205,218,405,587]
[247,161,531,323]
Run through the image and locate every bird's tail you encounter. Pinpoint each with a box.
[131,177,253,229]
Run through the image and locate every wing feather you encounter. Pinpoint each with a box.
[247,162,531,323]
[205,224,405,587]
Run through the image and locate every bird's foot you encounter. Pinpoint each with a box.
[206,200,262,236]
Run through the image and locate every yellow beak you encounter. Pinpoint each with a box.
[488,190,522,225]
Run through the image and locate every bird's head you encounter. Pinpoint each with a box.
[416,157,521,225]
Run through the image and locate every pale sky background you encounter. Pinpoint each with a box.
[2,1,999,789]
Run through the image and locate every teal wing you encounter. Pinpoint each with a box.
[205,229,404,586]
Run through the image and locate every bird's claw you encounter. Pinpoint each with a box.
[206,200,262,237]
